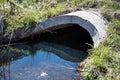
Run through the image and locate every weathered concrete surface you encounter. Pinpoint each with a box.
[32,10,108,47]
[12,10,108,48]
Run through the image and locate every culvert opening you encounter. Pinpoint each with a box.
[30,24,94,51]
[14,24,93,52]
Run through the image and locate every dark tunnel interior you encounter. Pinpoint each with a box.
[31,24,94,52]
[13,24,93,52]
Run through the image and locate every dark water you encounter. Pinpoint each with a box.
[16,24,93,51]
[0,42,87,80]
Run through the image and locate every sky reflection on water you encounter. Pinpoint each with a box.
[0,42,87,80]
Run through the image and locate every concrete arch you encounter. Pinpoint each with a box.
[33,10,108,47]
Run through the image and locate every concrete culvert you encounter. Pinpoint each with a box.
[13,10,108,51]
[32,10,108,47]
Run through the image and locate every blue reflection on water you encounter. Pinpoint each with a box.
[9,50,80,80]
[0,42,87,80]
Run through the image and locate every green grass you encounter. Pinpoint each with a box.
[1,0,72,31]
[79,20,120,80]
[1,0,119,32]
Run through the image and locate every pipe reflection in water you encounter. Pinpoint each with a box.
[0,42,88,80]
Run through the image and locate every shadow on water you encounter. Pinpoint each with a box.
[16,24,93,51]
[0,24,93,80]
[16,42,88,62]
[39,24,93,51]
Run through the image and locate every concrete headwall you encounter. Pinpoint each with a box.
[33,10,108,47]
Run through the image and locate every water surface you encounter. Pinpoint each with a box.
[0,42,87,80]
